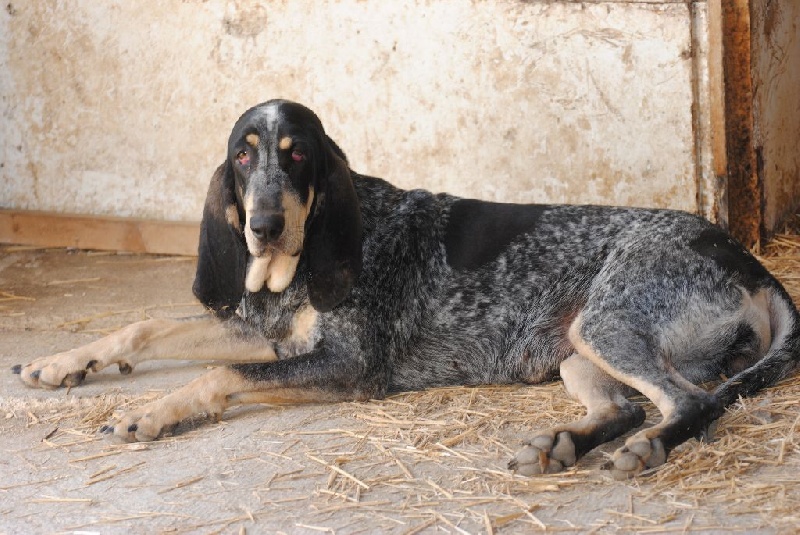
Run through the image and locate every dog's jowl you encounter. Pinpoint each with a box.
[14,100,800,479]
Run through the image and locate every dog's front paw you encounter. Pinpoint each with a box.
[607,436,667,480]
[99,383,227,443]
[100,405,176,443]
[14,352,109,389]
[508,431,577,476]
[14,347,136,389]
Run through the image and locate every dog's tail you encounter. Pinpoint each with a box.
[714,285,800,407]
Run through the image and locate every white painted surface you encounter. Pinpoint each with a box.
[1,1,712,222]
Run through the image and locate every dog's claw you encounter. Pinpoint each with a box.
[11,364,22,374]
[118,362,133,375]
[63,370,87,388]
[99,425,114,434]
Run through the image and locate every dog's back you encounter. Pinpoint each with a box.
[346,177,799,399]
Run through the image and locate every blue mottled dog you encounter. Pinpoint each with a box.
[15,100,800,478]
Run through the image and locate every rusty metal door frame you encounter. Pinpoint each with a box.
[719,0,762,249]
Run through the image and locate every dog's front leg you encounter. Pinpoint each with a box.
[15,315,277,389]
[102,348,383,442]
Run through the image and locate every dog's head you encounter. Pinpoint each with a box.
[192,100,363,315]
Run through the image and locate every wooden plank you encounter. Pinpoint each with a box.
[0,210,200,256]
[691,0,729,227]
[706,0,728,181]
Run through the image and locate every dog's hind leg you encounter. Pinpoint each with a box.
[568,314,724,479]
[15,316,277,389]
[508,353,645,475]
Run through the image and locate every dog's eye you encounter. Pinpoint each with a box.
[291,149,305,162]
[236,150,250,166]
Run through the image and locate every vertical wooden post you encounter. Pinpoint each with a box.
[695,0,730,228]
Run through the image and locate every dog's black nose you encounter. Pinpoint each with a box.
[249,214,285,242]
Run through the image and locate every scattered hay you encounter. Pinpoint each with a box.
[305,230,800,530]
[46,277,103,286]
[0,390,163,445]
[760,231,800,303]
[4,232,800,532]
[0,291,36,302]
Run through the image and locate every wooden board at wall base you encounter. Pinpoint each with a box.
[0,210,200,256]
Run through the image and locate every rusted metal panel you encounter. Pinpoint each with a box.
[721,0,761,248]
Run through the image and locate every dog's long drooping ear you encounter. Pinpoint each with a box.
[192,161,248,318]
[304,140,363,312]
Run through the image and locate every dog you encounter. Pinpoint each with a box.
[13,99,800,479]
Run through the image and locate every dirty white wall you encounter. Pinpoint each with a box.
[1,1,715,223]
[750,0,800,232]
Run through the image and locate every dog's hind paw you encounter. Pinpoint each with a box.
[508,431,577,476]
[606,437,667,480]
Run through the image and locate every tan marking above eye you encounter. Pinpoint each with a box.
[279,136,293,150]
[245,134,259,147]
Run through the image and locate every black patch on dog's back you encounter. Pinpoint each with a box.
[445,199,547,270]
[689,227,771,291]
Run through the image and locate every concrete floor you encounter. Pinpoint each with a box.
[1,247,796,534]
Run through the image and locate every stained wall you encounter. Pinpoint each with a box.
[750,0,800,234]
[2,1,715,223]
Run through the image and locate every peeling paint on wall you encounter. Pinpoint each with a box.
[2,1,706,222]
